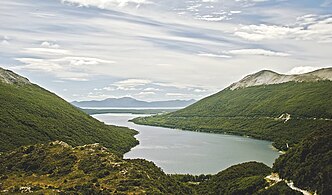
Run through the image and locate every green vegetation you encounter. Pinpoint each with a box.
[258,181,302,195]
[0,142,304,194]
[0,69,138,155]
[273,129,332,195]
[1,68,330,194]
[195,162,271,195]
[81,108,178,115]
[133,81,332,150]
[0,141,193,194]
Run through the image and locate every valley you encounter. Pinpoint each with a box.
[0,67,331,194]
[1,0,331,193]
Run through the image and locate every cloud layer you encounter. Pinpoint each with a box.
[0,0,331,101]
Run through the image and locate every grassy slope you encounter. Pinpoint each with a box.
[0,141,193,194]
[0,81,138,155]
[133,81,332,150]
[273,129,332,195]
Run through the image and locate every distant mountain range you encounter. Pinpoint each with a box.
[72,97,196,108]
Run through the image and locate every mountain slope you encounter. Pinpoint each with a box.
[132,68,332,150]
[72,97,196,108]
[0,141,193,194]
[0,67,138,154]
[196,162,272,195]
[273,129,332,195]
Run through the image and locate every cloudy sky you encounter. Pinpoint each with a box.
[0,0,331,101]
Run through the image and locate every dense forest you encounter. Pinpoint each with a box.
[132,81,332,150]
[273,129,332,195]
[0,68,138,155]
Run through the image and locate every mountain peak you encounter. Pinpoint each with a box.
[229,67,332,90]
[0,67,30,85]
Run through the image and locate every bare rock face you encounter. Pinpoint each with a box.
[229,68,332,90]
[0,67,31,85]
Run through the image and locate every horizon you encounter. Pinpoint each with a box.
[0,0,331,102]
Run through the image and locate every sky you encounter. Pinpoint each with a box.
[0,0,331,102]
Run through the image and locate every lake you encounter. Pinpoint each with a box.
[93,113,281,175]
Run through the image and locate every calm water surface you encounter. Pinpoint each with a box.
[94,113,280,175]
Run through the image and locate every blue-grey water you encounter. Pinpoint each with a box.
[93,113,280,175]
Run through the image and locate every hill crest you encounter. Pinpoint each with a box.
[229,68,332,90]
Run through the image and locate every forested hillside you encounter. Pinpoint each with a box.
[0,141,193,194]
[0,68,138,155]
[133,80,332,150]
[273,129,332,195]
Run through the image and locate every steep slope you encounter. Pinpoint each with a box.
[72,97,196,108]
[0,67,138,154]
[133,68,332,150]
[0,141,193,194]
[273,129,332,195]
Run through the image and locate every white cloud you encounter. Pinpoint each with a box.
[143,87,162,91]
[55,57,115,66]
[202,0,218,2]
[102,87,117,91]
[137,91,156,96]
[226,49,290,57]
[166,93,187,96]
[13,56,114,81]
[1,40,9,45]
[193,88,207,93]
[153,82,202,89]
[230,10,242,14]
[23,48,70,55]
[61,0,151,8]
[234,15,332,42]
[197,53,232,58]
[112,79,152,88]
[195,15,227,22]
[234,24,301,41]
[41,41,60,49]
[235,0,269,2]
[1,35,10,45]
[286,66,322,75]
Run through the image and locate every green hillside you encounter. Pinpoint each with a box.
[0,142,304,194]
[186,162,300,195]
[133,81,332,150]
[0,68,138,155]
[0,141,193,194]
[273,129,332,195]
[195,162,272,195]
